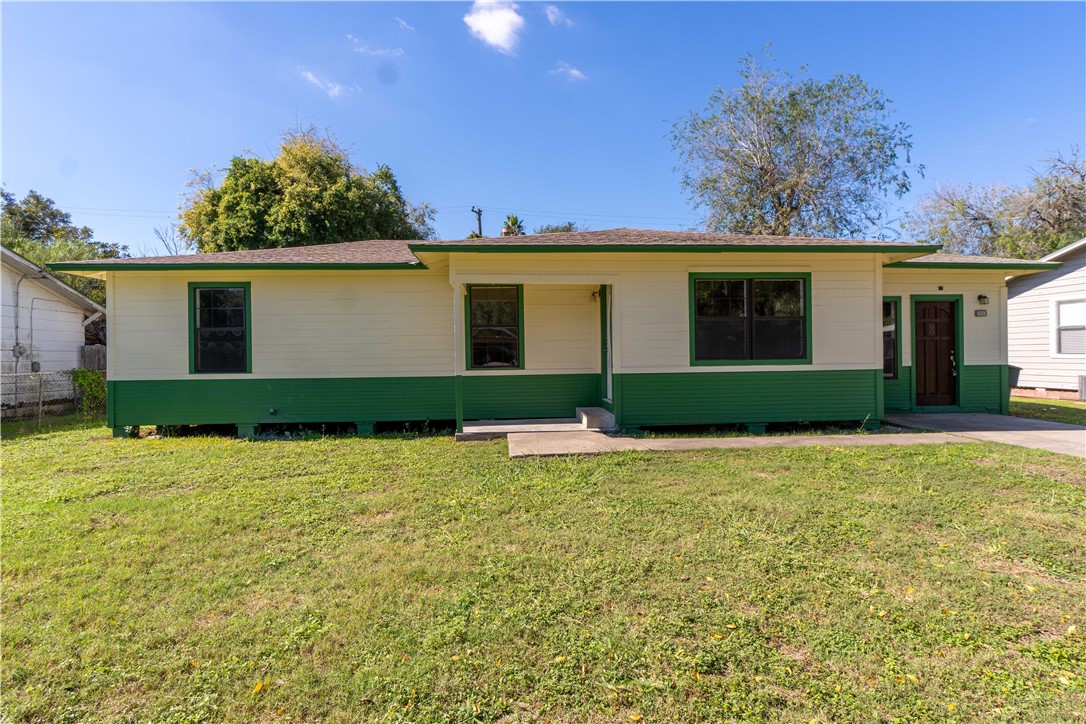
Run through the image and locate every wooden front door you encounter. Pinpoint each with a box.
[914,301,957,406]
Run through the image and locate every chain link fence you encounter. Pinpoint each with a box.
[1,371,105,427]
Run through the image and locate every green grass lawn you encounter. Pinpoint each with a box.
[4,426,1085,722]
[1010,397,1086,426]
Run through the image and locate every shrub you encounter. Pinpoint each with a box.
[70,368,106,416]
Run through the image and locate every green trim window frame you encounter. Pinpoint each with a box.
[188,282,252,374]
[689,272,813,366]
[882,296,902,380]
[465,284,524,370]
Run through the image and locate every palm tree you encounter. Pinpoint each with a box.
[502,214,526,236]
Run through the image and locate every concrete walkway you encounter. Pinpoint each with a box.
[885,413,1086,458]
[508,430,962,458]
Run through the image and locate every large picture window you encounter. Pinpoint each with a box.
[468,285,522,369]
[190,283,251,374]
[691,274,810,364]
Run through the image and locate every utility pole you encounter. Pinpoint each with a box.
[471,206,483,237]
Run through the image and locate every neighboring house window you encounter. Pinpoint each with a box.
[190,283,251,374]
[691,274,811,363]
[883,299,899,379]
[1055,298,1085,355]
[467,285,522,369]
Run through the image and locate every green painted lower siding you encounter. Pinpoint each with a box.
[615,370,880,427]
[462,374,598,420]
[108,377,455,427]
[885,367,913,412]
[959,364,1009,414]
[108,373,600,427]
[883,364,1009,414]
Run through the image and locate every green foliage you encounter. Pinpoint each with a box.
[5,429,1086,720]
[672,49,921,238]
[180,127,435,252]
[534,221,585,234]
[466,230,483,238]
[69,368,107,415]
[501,214,525,236]
[1,190,127,305]
[902,149,1086,258]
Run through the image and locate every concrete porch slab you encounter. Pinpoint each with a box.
[456,418,583,441]
[507,430,963,458]
[885,413,1086,458]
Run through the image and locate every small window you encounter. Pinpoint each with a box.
[468,285,522,369]
[692,276,808,363]
[883,300,898,379]
[1056,299,1085,355]
[191,284,250,373]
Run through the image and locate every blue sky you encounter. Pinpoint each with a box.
[3,1,1084,255]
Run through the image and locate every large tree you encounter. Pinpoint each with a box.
[1,189,127,305]
[902,149,1086,259]
[672,51,921,238]
[181,127,435,252]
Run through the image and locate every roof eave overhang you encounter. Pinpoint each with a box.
[883,261,1062,271]
[408,243,941,254]
[47,261,427,276]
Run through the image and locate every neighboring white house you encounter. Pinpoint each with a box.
[2,245,105,374]
[1007,237,1086,398]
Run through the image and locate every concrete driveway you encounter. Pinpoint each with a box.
[884,413,1086,458]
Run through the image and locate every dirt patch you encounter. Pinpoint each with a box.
[1021,463,1086,487]
[973,557,1084,589]
[352,510,397,526]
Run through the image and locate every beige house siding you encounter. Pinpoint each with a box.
[108,269,456,381]
[108,271,600,381]
[882,269,1009,367]
[449,251,883,374]
[1007,249,1086,391]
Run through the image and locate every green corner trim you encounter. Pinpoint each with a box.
[188,282,252,375]
[688,272,813,366]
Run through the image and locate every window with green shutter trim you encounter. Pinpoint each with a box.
[467,285,523,369]
[690,274,811,364]
[189,282,251,374]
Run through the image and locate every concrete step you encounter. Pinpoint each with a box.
[456,417,582,441]
[576,406,616,431]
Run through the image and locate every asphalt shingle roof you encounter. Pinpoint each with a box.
[53,230,1049,270]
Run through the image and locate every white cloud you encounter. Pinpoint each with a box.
[545,5,572,27]
[395,16,415,31]
[299,70,347,98]
[464,0,525,55]
[347,35,405,56]
[549,61,586,81]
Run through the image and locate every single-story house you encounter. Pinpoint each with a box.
[2,245,105,374]
[51,229,1059,437]
[2,245,107,414]
[1007,237,1086,399]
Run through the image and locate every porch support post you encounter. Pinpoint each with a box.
[998,285,1010,414]
[873,253,885,421]
[452,279,465,433]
